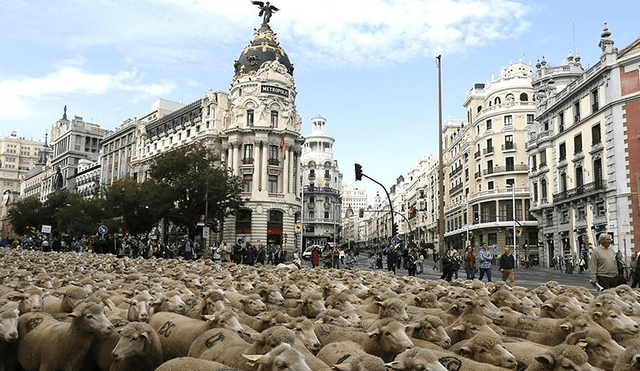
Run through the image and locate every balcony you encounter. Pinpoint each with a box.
[268,158,280,166]
[449,166,463,178]
[501,143,516,151]
[242,157,254,164]
[474,151,481,159]
[553,180,605,203]
[449,183,463,195]
[483,164,527,176]
[483,147,494,155]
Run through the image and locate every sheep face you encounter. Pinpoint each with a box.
[69,302,113,336]
[386,348,448,371]
[411,316,451,349]
[112,323,154,361]
[16,287,44,314]
[203,310,244,333]
[125,291,153,322]
[287,319,321,354]
[0,308,19,342]
[366,319,414,360]
[246,343,312,371]
[591,306,640,336]
[454,334,517,369]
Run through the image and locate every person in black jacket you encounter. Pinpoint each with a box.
[499,247,516,286]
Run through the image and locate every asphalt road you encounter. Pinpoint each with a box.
[300,255,598,293]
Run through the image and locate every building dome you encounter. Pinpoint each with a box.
[233,25,294,78]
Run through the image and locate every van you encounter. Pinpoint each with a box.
[302,245,322,260]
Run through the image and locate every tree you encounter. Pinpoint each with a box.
[101,178,166,237]
[148,143,244,238]
[8,196,44,235]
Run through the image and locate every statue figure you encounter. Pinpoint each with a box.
[251,1,279,26]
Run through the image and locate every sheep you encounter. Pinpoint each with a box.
[122,289,153,322]
[109,321,163,371]
[563,327,625,370]
[523,344,597,371]
[406,314,452,349]
[539,294,585,318]
[499,311,597,346]
[385,348,448,371]
[502,339,551,369]
[1,285,44,314]
[330,354,386,371]
[187,326,296,370]
[151,309,244,359]
[614,341,640,371]
[320,318,414,362]
[285,291,326,318]
[16,301,113,371]
[448,332,517,369]
[247,343,312,371]
[445,313,504,345]
[42,285,89,314]
[155,357,242,371]
[0,307,19,371]
[283,317,321,354]
[315,340,369,367]
[361,297,409,327]
[588,302,640,341]
[184,289,227,319]
[150,290,187,315]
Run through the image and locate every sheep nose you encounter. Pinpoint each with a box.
[442,339,451,348]
[7,331,18,341]
[139,312,149,321]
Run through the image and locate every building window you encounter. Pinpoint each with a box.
[486,160,493,174]
[591,89,599,112]
[243,144,253,163]
[520,93,529,101]
[540,179,547,202]
[486,119,492,130]
[573,101,580,123]
[504,115,513,126]
[544,120,549,131]
[504,135,514,150]
[531,155,537,170]
[268,175,278,193]
[527,114,534,125]
[592,123,601,145]
[558,112,564,132]
[486,138,493,153]
[539,150,546,167]
[488,181,494,190]
[576,166,583,187]
[506,157,514,171]
[560,172,567,192]
[533,182,538,202]
[243,174,252,192]
[574,134,582,154]
[270,111,278,128]
[559,142,566,161]
[247,109,254,126]
[269,145,279,165]
[495,97,501,105]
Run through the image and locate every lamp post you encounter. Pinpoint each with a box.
[510,184,517,266]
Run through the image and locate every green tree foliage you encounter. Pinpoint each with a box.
[102,178,166,237]
[7,196,44,235]
[148,143,244,237]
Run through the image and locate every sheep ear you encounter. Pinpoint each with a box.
[534,354,555,367]
[250,332,266,344]
[243,353,265,366]
[385,360,407,370]
[203,314,217,322]
[451,324,465,333]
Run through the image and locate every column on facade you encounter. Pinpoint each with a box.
[253,142,261,193]
[262,141,269,192]
[282,143,289,194]
[233,143,241,176]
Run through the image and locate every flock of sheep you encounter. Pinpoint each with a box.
[2,247,640,371]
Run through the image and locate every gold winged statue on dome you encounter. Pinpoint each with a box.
[251,1,279,26]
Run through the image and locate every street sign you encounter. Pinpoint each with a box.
[41,225,51,234]
[294,222,301,232]
[203,226,210,239]
[98,225,108,235]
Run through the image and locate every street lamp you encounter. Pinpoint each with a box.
[509,184,517,266]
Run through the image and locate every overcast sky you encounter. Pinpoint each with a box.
[1,0,637,202]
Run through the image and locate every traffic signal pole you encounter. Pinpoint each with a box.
[354,163,396,242]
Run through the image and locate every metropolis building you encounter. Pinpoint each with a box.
[130,12,304,250]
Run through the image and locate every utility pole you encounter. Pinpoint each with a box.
[354,164,395,244]
[437,55,445,269]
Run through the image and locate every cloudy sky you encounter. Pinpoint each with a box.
[1,0,637,201]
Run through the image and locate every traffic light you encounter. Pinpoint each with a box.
[359,208,364,218]
[392,223,398,236]
[355,163,363,181]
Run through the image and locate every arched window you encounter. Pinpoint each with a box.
[520,93,528,101]
[495,97,501,105]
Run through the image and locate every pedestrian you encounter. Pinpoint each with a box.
[256,244,266,265]
[432,252,439,271]
[440,249,453,282]
[631,252,640,288]
[578,255,586,274]
[332,248,340,269]
[406,251,417,276]
[499,247,516,286]
[451,250,461,280]
[311,246,320,268]
[387,246,397,274]
[339,249,345,265]
[478,243,493,282]
[615,251,628,286]
[590,234,617,290]
[464,246,476,279]
[182,235,194,260]
[416,253,424,274]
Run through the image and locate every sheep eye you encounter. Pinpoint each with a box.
[86,315,94,319]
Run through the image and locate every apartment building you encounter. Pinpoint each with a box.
[528,24,640,263]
